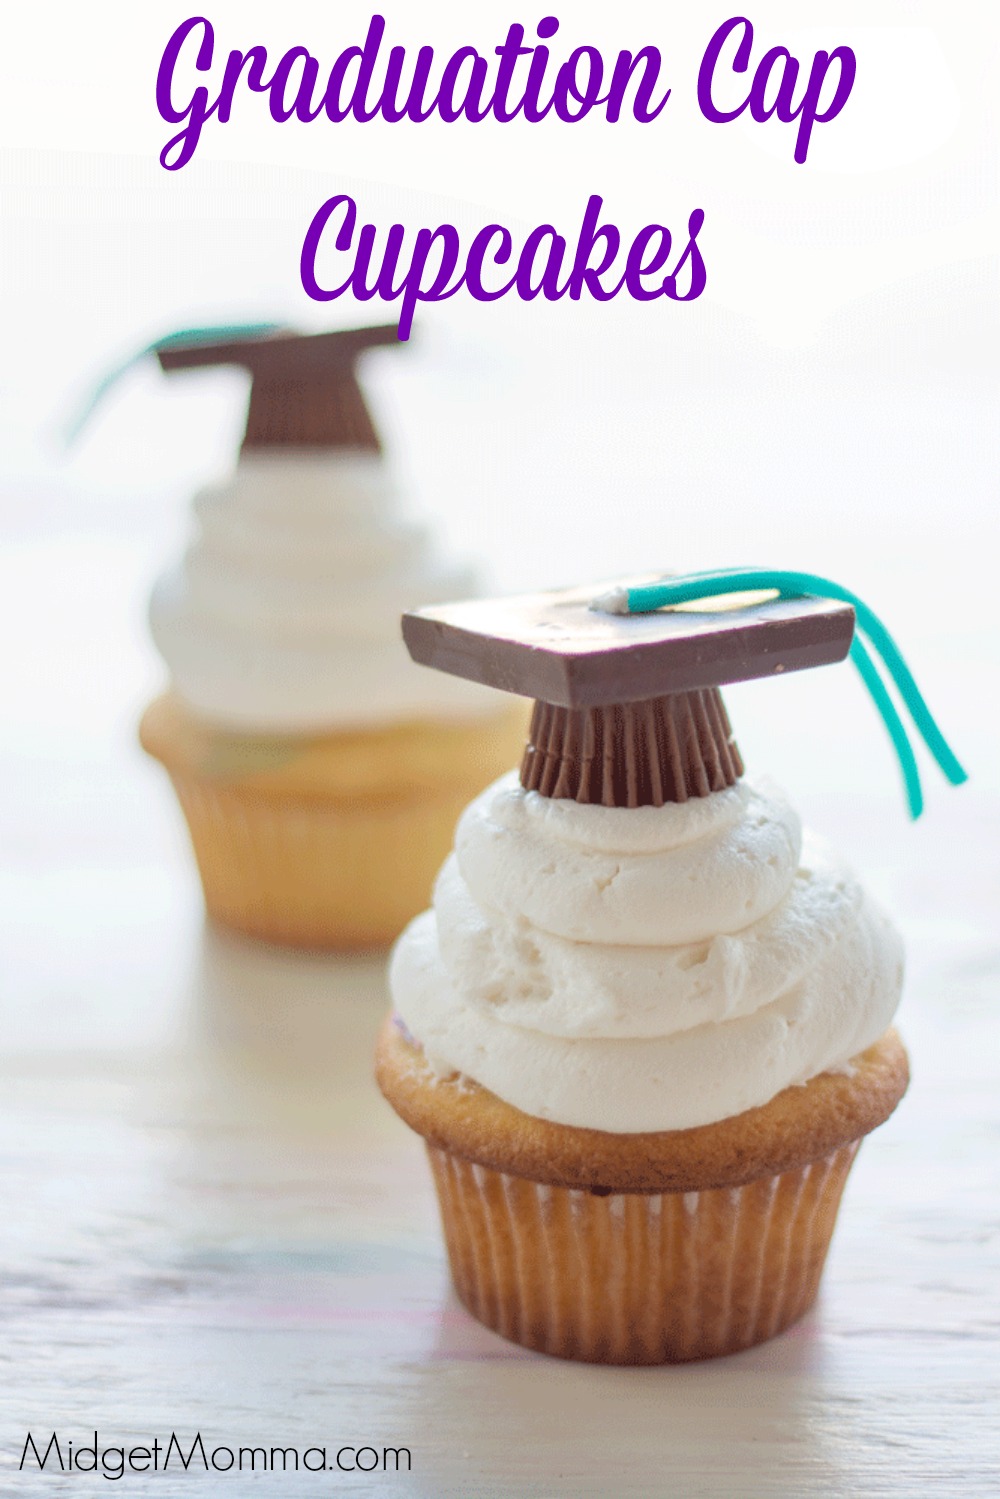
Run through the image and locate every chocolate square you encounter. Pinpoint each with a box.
[403,580,855,707]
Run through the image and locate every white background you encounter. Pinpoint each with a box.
[1,4,998,1496]
[2,0,997,809]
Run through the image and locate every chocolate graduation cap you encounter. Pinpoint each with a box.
[402,579,855,809]
[156,323,401,452]
[403,569,968,816]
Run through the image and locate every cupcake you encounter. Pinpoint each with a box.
[139,323,524,949]
[376,577,925,1363]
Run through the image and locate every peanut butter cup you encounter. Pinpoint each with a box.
[403,578,853,808]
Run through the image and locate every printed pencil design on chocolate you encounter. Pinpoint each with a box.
[378,570,963,1362]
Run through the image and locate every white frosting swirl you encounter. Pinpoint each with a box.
[150,451,500,732]
[390,772,904,1132]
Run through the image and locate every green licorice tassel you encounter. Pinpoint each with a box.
[64,321,282,446]
[849,633,923,818]
[617,567,967,819]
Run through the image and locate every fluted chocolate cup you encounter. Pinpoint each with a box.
[521,689,743,807]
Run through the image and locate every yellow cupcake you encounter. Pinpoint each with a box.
[377,685,909,1362]
[377,1019,908,1364]
[137,324,530,950]
[141,692,526,950]
[374,578,950,1364]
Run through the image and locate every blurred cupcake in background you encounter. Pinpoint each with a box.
[139,323,524,949]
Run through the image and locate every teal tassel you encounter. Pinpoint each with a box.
[64,321,282,446]
[614,568,967,819]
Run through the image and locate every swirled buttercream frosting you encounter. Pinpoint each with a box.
[150,451,500,731]
[389,771,904,1131]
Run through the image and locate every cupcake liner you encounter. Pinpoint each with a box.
[142,693,528,950]
[427,1140,859,1363]
[167,772,470,950]
[520,689,743,807]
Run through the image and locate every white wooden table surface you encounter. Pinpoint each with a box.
[1,496,998,1499]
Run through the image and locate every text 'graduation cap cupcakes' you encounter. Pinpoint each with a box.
[136,323,525,949]
[376,571,966,1363]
